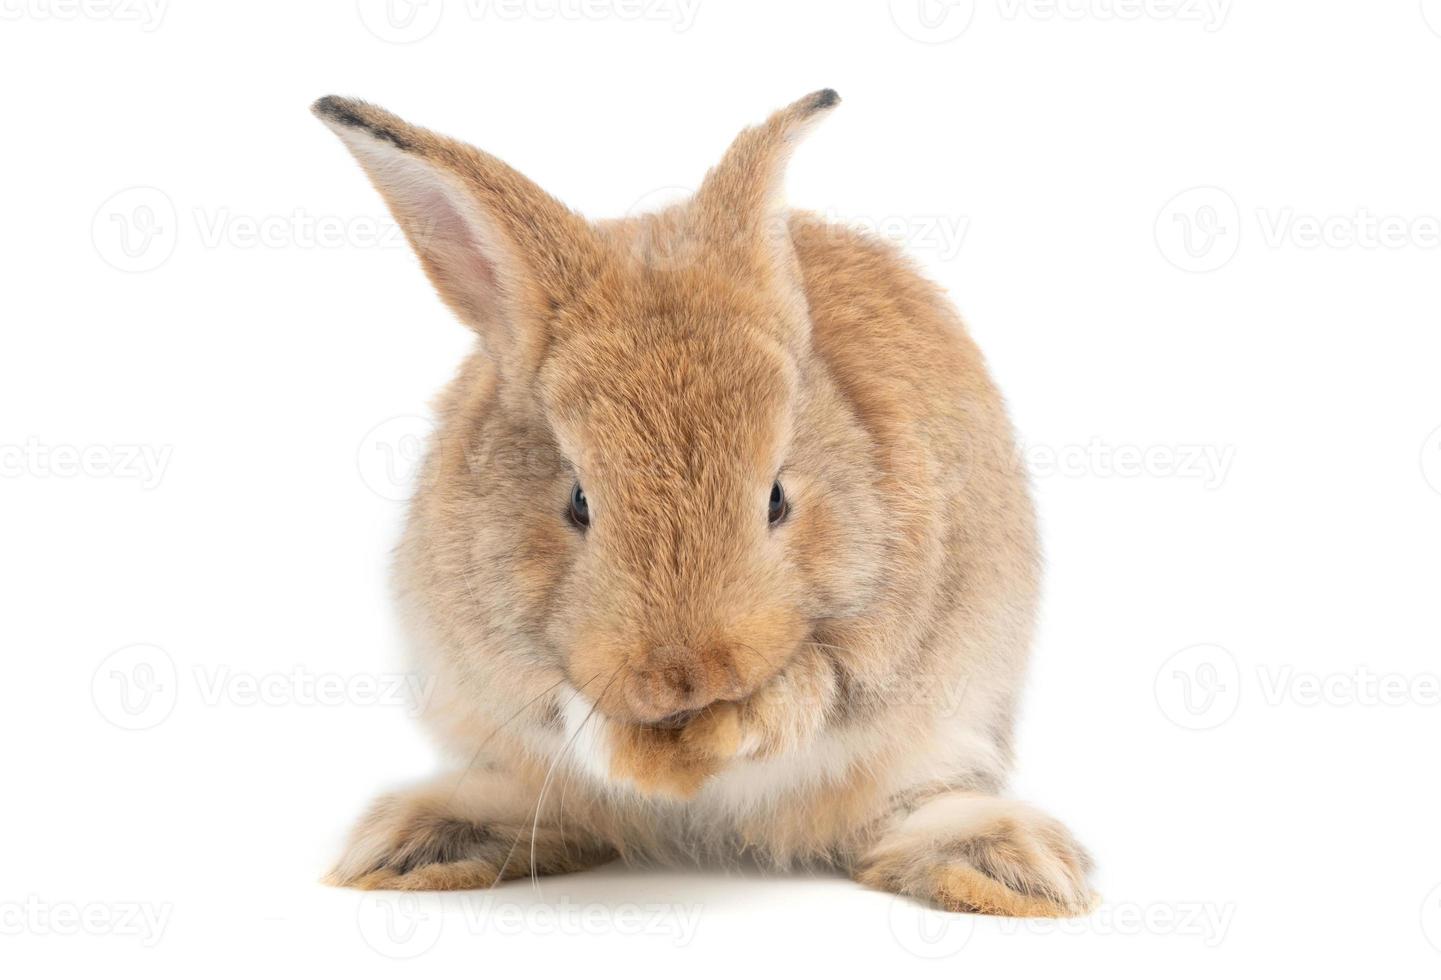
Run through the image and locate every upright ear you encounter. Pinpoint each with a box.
[689,89,839,293]
[312,96,602,366]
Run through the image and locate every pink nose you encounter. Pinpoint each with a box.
[622,644,741,723]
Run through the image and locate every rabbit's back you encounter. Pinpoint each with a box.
[791,211,1040,772]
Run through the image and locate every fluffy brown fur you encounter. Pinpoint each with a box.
[314,90,1096,916]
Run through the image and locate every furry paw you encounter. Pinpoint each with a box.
[329,808,506,891]
[326,778,613,890]
[857,793,1097,918]
[603,702,750,799]
[679,701,745,759]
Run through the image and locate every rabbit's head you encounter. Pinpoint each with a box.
[315,91,888,728]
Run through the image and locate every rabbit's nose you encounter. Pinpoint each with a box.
[624,644,742,723]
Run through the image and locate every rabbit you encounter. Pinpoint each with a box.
[313,89,1096,917]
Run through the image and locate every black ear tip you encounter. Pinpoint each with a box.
[311,94,366,123]
[311,96,414,151]
[810,88,841,111]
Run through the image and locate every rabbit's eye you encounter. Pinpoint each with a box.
[568,482,590,529]
[768,480,788,526]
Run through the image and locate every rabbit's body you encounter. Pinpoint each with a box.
[318,92,1095,916]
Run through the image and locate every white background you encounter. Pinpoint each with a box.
[3,0,1440,975]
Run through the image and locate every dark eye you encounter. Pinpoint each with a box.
[768,479,788,526]
[568,482,590,529]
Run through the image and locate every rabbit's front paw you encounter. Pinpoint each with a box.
[605,703,745,799]
[679,701,746,758]
[332,810,507,891]
[325,775,614,891]
[857,793,1097,918]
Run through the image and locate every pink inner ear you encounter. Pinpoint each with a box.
[408,182,503,317]
[333,120,528,343]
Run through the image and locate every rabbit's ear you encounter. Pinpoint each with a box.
[690,89,839,287]
[312,96,601,364]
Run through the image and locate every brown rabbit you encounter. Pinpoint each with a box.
[315,90,1096,917]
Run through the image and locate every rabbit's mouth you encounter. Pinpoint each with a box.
[649,708,704,731]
